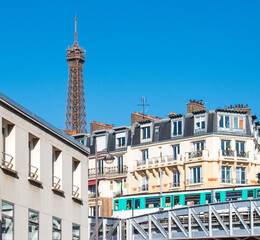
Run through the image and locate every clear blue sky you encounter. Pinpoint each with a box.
[1,0,260,131]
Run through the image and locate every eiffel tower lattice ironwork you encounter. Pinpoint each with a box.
[65,17,87,134]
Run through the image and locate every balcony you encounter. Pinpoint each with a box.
[1,152,17,175]
[221,178,248,185]
[139,184,149,192]
[88,165,128,178]
[169,182,180,189]
[187,178,203,185]
[187,150,208,160]
[136,155,180,169]
[221,150,234,157]
[219,150,249,160]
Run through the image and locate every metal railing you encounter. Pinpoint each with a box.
[72,185,80,198]
[187,178,203,185]
[220,150,249,158]
[88,165,128,178]
[237,151,249,158]
[236,178,248,184]
[139,184,149,192]
[188,151,203,158]
[52,176,61,190]
[221,178,232,184]
[1,152,14,170]
[28,164,39,180]
[169,182,180,188]
[136,155,179,167]
[221,149,234,157]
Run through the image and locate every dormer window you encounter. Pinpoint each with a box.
[116,132,126,148]
[233,116,245,131]
[195,115,206,133]
[140,123,152,143]
[172,119,182,136]
[116,137,125,148]
[219,115,230,129]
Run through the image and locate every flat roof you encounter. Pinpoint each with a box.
[0,92,89,154]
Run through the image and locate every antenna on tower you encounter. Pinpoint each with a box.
[138,97,150,120]
[74,14,78,43]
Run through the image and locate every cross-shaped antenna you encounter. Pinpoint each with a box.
[138,97,150,120]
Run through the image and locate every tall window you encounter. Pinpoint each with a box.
[141,149,149,164]
[116,137,125,148]
[172,120,182,136]
[28,210,39,240]
[236,141,246,157]
[98,159,104,174]
[195,115,206,132]
[141,126,151,140]
[219,115,230,129]
[72,224,80,240]
[236,167,246,184]
[233,116,245,130]
[172,145,180,160]
[72,158,81,198]
[114,180,122,196]
[2,201,14,240]
[52,147,62,190]
[117,156,123,173]
[221,140,233,156]
[28,134,40,180]
[189,166,202,184]
[140,175,148,191]
[52,217,62,240]
[173,170,180,187]
[221,166,231,183]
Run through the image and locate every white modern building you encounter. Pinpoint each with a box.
[0,93,89,239]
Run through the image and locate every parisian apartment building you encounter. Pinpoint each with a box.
[0,93,89,239]
[77,100,260,218]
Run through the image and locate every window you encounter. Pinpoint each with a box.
[114,180,122,196]
[2,121,15,171]
[89,206,99,217]
[185,195,200,205]
[140,175,148,191]
[172,120,182,136]
[52,147,62,190]
[226,191,242,201]
[233,116,245,130]
[141,126,151,140]
[236,141,246,157]
[236,167,246,184]
[28,209,39,240]
[135,199,140,209]
[173,171,180,187]
[206,194,212,204]
[221,166,231,183]
[115,201,119,210]
[98,159,104,174]
[126,200,132,209]
[174,196,180,205]
[189,166,202,184]
[141,149,149,164]
[165,197,171,207]
[145,197,160,208]
[191,141,205,158]
[221,140,233,156]
[28,134,40,180]
[52,217,61,240]
[219,115,230,129]
[172,145,180,160]
[195,115,206,132]
[72,158,81,198]
[117,156,123,173]
[72,224,80,240]
[2,201,14,240]
[116,137,125,148]
[248,190,254,199]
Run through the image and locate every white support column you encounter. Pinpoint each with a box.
[168,211,172,239]
[148,215,152,239]
[229,202,233,236]
[103,218,106,239]
[209,205,212,237]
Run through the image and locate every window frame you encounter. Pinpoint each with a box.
[28,209,39,240]
[140,123,152,143]
[171,118,183,137]
[52,217,62,240]
[221,166,232,184]
[72,223,80,240]
[2,200,14,240]
[194,114,207,133]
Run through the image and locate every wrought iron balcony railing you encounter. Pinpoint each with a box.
[221,178,232,184]
[237,151,249,158]
[169,182,180,188]
[88,165,128,178]
[136,155,179,168]
[187,178,203,185]
[236,178,247,184]
[188,151,203,158]
[221,150,234,157]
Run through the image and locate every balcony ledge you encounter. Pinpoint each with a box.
[72,196,83,204]
[28,177,42,187]
[1,166,18,176]
[52,187,65,195]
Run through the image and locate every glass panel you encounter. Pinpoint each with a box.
[226,191,242,201]
[219,116,224,128]
[178,121,182,135]
[126,200,132,209]
[206,194,212,204]
[174,196,180,205]
[234,117,238,129]
[2,201,14,240]
[52,217,61,240]
[29,210,39,240]
[135,199,140,209]
[145,198,160,208]
[115,201,119,210]
[165,197,171,207]
[248,190,254,199]
[173,122,177,136]
[225,116,230,128]
[239,119,244,129]
[72,224,80,240]
[184,195,200,205]
[147,127,151,138]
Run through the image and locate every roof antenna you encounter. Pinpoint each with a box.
[138,97,150,120]
[74,14,78,43]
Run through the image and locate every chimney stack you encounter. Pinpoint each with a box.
[187,99,206,114]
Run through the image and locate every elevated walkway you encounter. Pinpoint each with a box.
[88,199,260,239]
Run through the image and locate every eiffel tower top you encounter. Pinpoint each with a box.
[66,17,86,61]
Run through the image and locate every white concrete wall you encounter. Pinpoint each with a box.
[0,105,89,240]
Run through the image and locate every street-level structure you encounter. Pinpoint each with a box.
[0,92,89,239]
